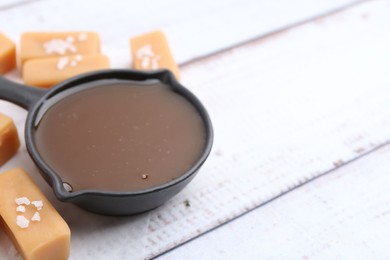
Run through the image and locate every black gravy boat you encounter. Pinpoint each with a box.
[0,69,213,216]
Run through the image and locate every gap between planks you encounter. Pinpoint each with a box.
[149,0,390,257]
[153,140,390,259]
[0,0,381,259]
[0,0,41,11]
[179,0,369,68]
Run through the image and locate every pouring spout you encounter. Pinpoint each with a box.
[0,77,46,110]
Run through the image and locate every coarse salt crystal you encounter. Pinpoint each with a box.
[31,200,44,211]
[137,45,161,69]
[78,33,88,41]
[31,212,41,222]
[16,205,26,212]
[151,55,160,69]
[70,60,77,67]
[44,38,77,55]
[16,215,29,228]
[15,197,30,205]
[136,44,154,59]
[141,56,150,68]
[151,59,158,69]
[75,54,83,61]
[66,36,75,43]
[57,57,69,70]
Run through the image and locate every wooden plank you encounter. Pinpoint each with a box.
[0,0,39,10]
[0,0,361,67]
[0,0,388,259]
[143,0,390,257]
[161,144,390,259]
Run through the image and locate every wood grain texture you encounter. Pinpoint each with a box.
[144,1,390,257]
[0,0,361,67]
[161,142,390,259]
[0,0,388,259]
[0,0,39,11]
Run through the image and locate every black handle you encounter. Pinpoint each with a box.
[0,77,46,110]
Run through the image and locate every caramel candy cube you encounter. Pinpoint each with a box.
[0,33,16,74]
[0,112,20,165]
[23,54,110,88]
[130,30,180,80]
[20,32,100,63]
[0,168,70,260]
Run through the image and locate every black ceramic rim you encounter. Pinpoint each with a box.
[25,69,213,201]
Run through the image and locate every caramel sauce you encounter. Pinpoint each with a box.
[34,80,206,192]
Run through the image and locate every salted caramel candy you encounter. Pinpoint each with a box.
[23,54,110,88]
[0,33,16,74]
[0,168,70,260]
[0,112,20,166]
[130,30,180,80]
[20,32,100,63]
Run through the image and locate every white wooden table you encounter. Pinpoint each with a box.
[1,0,390,259]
